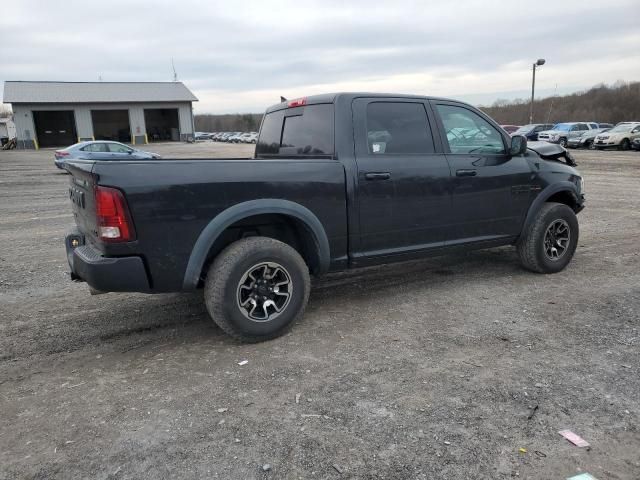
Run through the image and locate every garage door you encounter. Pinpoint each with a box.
[144,108,180,141]
[92,110,131,143]
[33,111,77,148]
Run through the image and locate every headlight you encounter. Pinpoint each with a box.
[578,177,584,193]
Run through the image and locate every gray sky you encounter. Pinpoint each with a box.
[2,0,638,113]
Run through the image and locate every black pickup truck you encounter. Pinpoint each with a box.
[65,93,584,342]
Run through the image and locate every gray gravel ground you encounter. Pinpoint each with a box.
[0,142,639,479]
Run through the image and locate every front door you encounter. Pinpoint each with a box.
[431,102,532,244]
[352,98,452,260]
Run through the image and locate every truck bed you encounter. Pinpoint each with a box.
[66,158,348,292]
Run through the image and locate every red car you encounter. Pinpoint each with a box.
[501,125,521,134]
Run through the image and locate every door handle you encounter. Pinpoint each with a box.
[456,169,477,177]
[364,172,391,180]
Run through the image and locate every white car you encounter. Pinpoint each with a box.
[593,122,640,150]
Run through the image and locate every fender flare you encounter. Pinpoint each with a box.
[521,182,580,234]
[182,199,330,289]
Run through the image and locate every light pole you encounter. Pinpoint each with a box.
[529,58,546,124]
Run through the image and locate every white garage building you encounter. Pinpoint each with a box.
[3,81,197,149]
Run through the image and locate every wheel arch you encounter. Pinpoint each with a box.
[182,199,330,290]
[521,182,580,235]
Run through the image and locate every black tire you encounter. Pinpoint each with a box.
[204,237,310,342]
[586,140,595,150]
[620,138,630,151]
[517,202,579,274]
[559,137,567,148]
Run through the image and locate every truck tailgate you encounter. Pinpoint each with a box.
[66,160,99,244]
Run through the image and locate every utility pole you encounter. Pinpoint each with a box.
[171,58,178,82]
[529,59,546,124]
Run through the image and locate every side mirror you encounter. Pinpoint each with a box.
[510,135,527,156]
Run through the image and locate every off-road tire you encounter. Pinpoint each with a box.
[204,237,310,342]
[517,202,579,273]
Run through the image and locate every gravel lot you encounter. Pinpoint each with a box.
[1,143,638,479]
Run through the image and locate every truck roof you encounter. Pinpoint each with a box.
[265,92,466,113]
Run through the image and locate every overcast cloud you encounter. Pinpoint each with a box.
[1,0,638,113]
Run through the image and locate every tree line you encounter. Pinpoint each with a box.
[480,81,640,125]
[194,113,262,132]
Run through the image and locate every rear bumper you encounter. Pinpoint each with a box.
[65,230,150,293]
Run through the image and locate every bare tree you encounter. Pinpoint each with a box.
[480,81,640,125]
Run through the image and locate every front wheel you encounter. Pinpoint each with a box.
[587,140,595,150]
[559,138,568,148]
[204,237,310,342]
[517,202,579,273]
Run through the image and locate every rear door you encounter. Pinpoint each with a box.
[431,101,532,243]
[352,98,452,259]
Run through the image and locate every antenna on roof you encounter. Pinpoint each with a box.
[280,96,287,103]
[171,58,178,82]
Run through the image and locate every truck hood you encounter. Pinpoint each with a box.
[527,141,577,166]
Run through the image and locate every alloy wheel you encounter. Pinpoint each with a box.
[236,262,292,322]
[543,219,571,261]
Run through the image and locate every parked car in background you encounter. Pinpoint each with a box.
[567,128,610,149]
[500,125,521,134]
[512,124,554,141]
[54,141,161,169]
[593,122,640,150]
[194,132,213,140]
[227,132,245,143]
[537,122,600,147]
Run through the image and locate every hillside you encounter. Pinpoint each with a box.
[480,81,640,125]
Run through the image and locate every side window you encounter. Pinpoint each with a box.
[108,143,132,153]
[435,104,505,154]
[81,143,108,152]
[365,102,434,154]
[256,104,334,157]
[632,126,640,133]
[579,124,589,131]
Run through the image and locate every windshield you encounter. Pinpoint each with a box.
[551,123,572,131]
[514,124,535,133]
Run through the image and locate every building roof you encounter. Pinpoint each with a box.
[3,81,198,104]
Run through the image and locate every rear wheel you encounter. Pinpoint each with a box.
[204,237,310,342]
[620,138,630,151]
[517,202,579,273]
[586,140,595,150]
[559,137,568,148]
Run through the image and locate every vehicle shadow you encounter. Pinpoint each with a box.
[4,247,523,361]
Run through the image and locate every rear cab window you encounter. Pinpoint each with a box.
[256,104,334,158]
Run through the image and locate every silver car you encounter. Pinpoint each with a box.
[537,122,599,147]
[54,141,160,169]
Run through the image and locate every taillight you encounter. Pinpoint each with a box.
[56,151,70,158]
[288,97,307,108]
[94,186,135,242]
